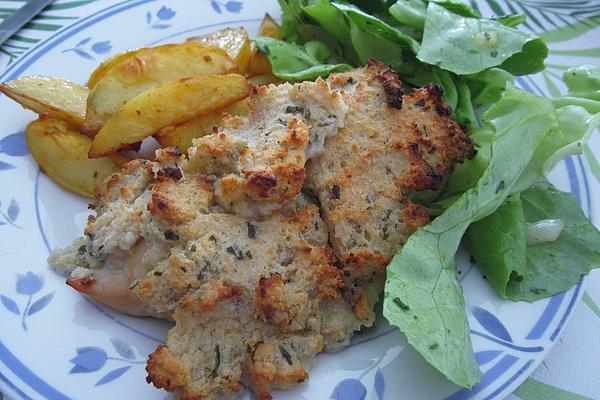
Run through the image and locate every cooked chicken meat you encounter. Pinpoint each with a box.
[306,60,474,284]
[49,151,370,399]
[145,203,367,399]
[48,61,475,400]
[185,78,346,218]
[49,150,215,317]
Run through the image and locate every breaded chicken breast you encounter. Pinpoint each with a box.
[305,61,474,286]
[49,149,369,399]
[185,78,346,218]
[145,202,367,399]
[49,149,211,317]
[48,61,474,400]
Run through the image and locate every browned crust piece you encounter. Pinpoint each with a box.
[143,205,365,399]
[306,60,474,281]
[184,78,346,218]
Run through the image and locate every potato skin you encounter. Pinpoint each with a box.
[190,27,253,75]
[83,42,238,134]
[25,116,126,197]
[89,74,250,158]
[154,99,249,152]
[0,76,88,129]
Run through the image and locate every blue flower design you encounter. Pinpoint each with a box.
[225,1,243,12]
[0,198,22,229]
[70,347,108,373]
[0,160,15,170]
[0,132,28,171]
[331,379,367,400]
[91,41,112,54]
[62,38,112,60]
[470,306,545,353]
[374,368,385,400]
[0,132,28,157]
[209,0,243,14]
[475,350,503,366]
[156,6,175,20]
[1,271,54,330]
[17,272,43,295]
[472,306,513,342]
[68,338,145,386]
[146,6,176,30]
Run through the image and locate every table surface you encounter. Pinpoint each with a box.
[0,1,599,400]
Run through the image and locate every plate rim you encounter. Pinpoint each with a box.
[0,1,591,399]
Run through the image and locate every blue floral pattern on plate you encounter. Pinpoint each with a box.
[0,271,54,331]
[209,1,243,14]
[0,131,28,171]
[330,357,387,400]
[0,199,22,229]
[146,6,176,30]
[62,37,112,60]
[471,306,544,353]
[0,0,595,399]
[69,337,145,386]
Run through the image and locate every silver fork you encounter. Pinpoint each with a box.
[0,0,55,46]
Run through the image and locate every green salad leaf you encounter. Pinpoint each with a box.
[389,0,428,29]
[457,65,600,301]
[454,79,478,130]
[430,0,481,18]
[383,85,553,388]
[389,0,481,29]
[465,195,526,297]
[348,19,406,70]
[274,0,599,390]
[428,127,493,215]
[466,181,600,301]
[563,64,600,100]
[512,183,600,300]
[331,3,421,53]
[463,68,514,106]
[492,13,527,28]
[253,37,352,81]
[514,105,599,193]
[417,3,547,75]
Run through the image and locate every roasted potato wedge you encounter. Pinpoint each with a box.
[258,13,281,39]
[86,47,143,89]
[26,116,127,197]
[154,99,249,151]
[190,27,252,75]
[89,74,250,158]
[246,49,273,76]
[0,76,88,128]
[83,42,237,135]
[244,14,280,77]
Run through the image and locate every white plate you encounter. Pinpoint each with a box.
[0,1,597,399]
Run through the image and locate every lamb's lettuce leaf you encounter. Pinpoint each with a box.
[417,3,547,75]
[383,85,554,388]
